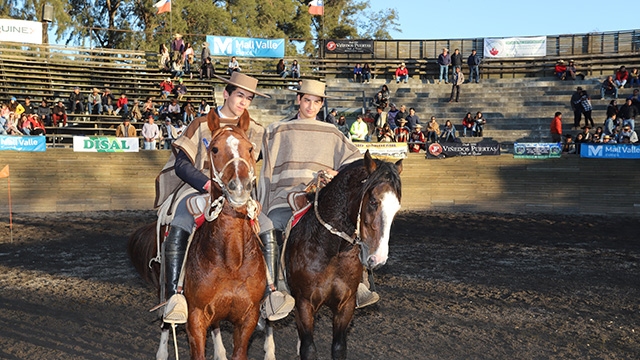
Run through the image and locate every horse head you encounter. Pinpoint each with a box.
[356,151,403,270]
[207,112,256,209]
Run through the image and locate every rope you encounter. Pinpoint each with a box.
[312,176,364,247]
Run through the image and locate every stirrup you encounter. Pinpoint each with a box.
[261,290,295,321]
[356,283,379,309]
[163,293,188,324]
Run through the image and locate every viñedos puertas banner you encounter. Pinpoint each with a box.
[206,35,285,58]
[483,36,546,58]
[324,40,374,54]
[0,19,42,45]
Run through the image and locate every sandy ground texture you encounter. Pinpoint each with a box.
[0,210,638,360]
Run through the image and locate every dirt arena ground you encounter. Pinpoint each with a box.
[0,210,638,359]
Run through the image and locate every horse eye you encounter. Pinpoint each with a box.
[249,147,253,153]
[369,198,378,208]
[211,147,218,154]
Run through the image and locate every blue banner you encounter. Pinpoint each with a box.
[206,35,285,58]
[513,142,562,159]
[580,143,640,159]
[0,135,46,152]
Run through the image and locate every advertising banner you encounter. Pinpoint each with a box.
[73,136,140,152]
[353,142,407,159]
[324,39,374,54]
[426,140,500,159]
[483,36,546,58]
[513,142,562,159]
[0,135,46,151]
[206,35,285,58]
[580,143,640,159]
[0,19,43,45]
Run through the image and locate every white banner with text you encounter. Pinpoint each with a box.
[0,19,43,44]
[483,36,546,58]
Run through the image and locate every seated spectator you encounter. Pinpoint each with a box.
[574,133,585,154]
[227,56,241,75]
[405,107,420,131]
[462,112,474,137]
[200,57,214,80]
[425,116,441,143]
[580,125,593,142]
[1,103,10,119]
[182,99,196,124]
[440,120,457,142]
[289,60,300,79]
[161,118,178,149]
[615,66,629,88]
[630,68,640,88]
[142,97,157,119]
[607,99,619,119]
[37,99,52,126]
[594,126,604,139]
[473,111,486,137]
[362,63,372,84]
[600,76,618,100]
[563,134,576,153]
[4,112,22,135]
[171,58,185,79]
[619,98,638,131]
[30,114,46,135]
[277,59,287,78]
[8,97,25,116]
[198,99,211,117]
[372,107,386,135]
[336,115,351,140]
[372,85,390,109]
[174,120,187,138]
[52,100,68,127]
[350,115,368,141]
[386,103,399,129]
[116,117,137,137]
[102,88,116,115]
[325,108,338,124]
[353,63,362,83]
[394,118,410,142]
[555,60,567,80]
[115,93,129,117]
[23,97,35,115]
[88,88,103,115]
[160,78,174,99]
[68,86,85,114]
[167,98,181,123]
[602,134,615,144]
[394,104,407,127]
[395,62,409,84]
[130,99,142,122]
[174,78,188,100]
[628,88,640,106]
[377,122,394,142]
[619,125,638,143]
[592,133,601,143]
[18,114,33,135]
[0,115,7,135]
[408,124,425,152]
[565,60,577,80]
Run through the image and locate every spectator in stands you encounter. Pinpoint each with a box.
[182,99,196,124]
[0,114,7,135]
[373,85,390,109]
[394,104,407,127]
[115,93,129,117]
[350,114,368,141]
[9,97,24,116]
[142,115,160,150]
[0,103,9,120]
[451,49,463,72]
[37,99,51,126]
[570,87,583,129]
[473,111,486,137]
[554,60,567,80]
[353,63,363,83]
[227,56,241,75]
[394,118,410,142]
[425,116,440,143]
[377,122,394,142]
[630,68,640,88]
[619,124,638,143]
[142,97,156,119]
[158,43,170,72]
[4,112,21,135]
[575,90,594,128]
[565,60,578,80]
[52,100,68,127]
[606,99,619,120]
[174,78,188,100]
[593,126,604,141]
[325,108,338,125]
[438,48,451,84]
[619,98,637,131]
[183,42,195,79]
[409,124,425,152]
[198,99,210,117]
[462,112,473,137]
[580,125,593,142]
[373,106,387,133]
[102,88,115,115]
[601,76,618,100]
[386,103,399,130]
[171,34,185,62]
[290,60,300,79]
[395,62,409,84]
[603,113,617,138]
[440,120,457,143]
[171,58,185,79]
[467,49,481,83]
[116,117,137,137]
[31,114,46,135]
[574,133,585,154]
[23,97,34,115]
[550,111,563,142]
[364,108,378,139]
[18,114,33,135]
[200,42,211,73]
[160,78,174,99]
[200,57,215,80]
[161,118,177,150]
[362,63,372,84]
[602,134,615,144]
[88,88,103,115]
[167,98,182,123]
[174,120,187,138]
[615,66,629,88]
[563,134,576,154]
[448,67,464,103]
[627,88,640,106]
[130,99,143,122]
[277,59,287,78]
[68,87,85,114]
[336,115,351,140]
[405,107,420,131]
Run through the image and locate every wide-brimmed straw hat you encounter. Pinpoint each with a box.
[398,118,408,124]
[174,33,182,38]
[213,72,270,98]
[415,123,423,128]
[288,79,335,99]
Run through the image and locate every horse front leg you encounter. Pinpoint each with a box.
[263,322,276,360]
[331,302,356,360]
[186,309,210,360]
[295,299,317,360]
[230,309,260,360]
[156,327,170,360]
[211,327,227,360]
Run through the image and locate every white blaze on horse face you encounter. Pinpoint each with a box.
[226,132,241,161]
[369,190,400,268]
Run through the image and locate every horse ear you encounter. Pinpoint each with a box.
[237,110,250,133]
[364,150,377,174]
[207,108,220,132]
[394,159,403,174]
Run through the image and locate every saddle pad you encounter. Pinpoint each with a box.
[291,203,312,228]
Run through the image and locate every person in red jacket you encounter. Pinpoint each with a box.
[555,60,567,80]
[615,66,629,88]
[395,62,409,83]
[551,111,563,142]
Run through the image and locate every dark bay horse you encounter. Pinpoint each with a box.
[128,115,269,360]
[285,151,403,360]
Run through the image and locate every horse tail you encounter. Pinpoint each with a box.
[127,222,162,289]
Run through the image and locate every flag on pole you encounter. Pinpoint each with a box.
[154,0,171,14]
[0,165,9,178]
[308,0,324,15]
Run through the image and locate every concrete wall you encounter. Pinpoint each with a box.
[0,150,638,216]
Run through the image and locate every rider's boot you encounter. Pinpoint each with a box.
[259,229,295,321]
[162,226,190,324]
[356,268,380,309]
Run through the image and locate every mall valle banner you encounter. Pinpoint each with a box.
[206,35,285,58]
[580,143,640,159]
[324,39,374,54]
[0,135,46,151]
[0,19,42,45]
[483,36,546,58]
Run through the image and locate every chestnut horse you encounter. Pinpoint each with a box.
[285,151,402,360]
[128,116,269,360]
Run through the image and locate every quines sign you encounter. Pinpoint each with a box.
[0,19,42,44]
